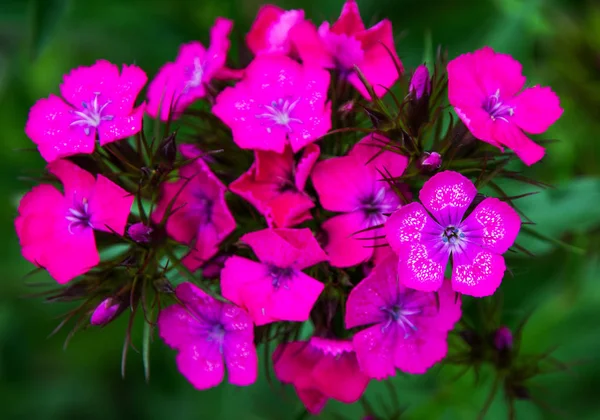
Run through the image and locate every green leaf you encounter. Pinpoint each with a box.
[142,311,153,383]
[29,0,69,60]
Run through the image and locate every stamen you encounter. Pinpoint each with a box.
[483,89,514,122]
[66,199,93,234]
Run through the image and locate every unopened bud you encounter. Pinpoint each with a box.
[159,132,177,164]
[421,151,442,169]
[409,64,431,100]
[494,326,513,351]
[90,298,122,326]
[128,223,153,243]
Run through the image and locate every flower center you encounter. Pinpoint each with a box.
[359,187,398,227]
[70,92,114,136]
[483,89,514,122]
[184,57,204,92]
[191,192,214,225]
[66,198,93,234]
[381,303,421,339]
[255,98,303,133]
[442,225,466,250]
[268,265,295,289]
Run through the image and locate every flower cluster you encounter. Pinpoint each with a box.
[16,0,563,416]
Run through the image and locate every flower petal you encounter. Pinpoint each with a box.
[393,331,448,374]
[157,304,200,349]
[89,175,133,235]
[273,341,319,384]
[451,245,506,297]
[350,134,408,179]
[313,353,369,404]
[295,143,320,191]
[296,387,328,415]
[266,191,314,228]
[352,324,397,380]
[266,270,324,322]
[175,342,225,390]
[220,256,267,309]
[47,159,96,200]
[492,120,545,166]
[322,212,374,268]
[419,171,477,226]
[397,241,448,292]
[331,0,365,34]
[98,103,145,145]
[223,329,258,386]
[385,202,441,253]
[461,197,521,254]
[511,85,563,134]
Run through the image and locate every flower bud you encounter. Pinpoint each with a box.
[90,298,122,326]
[128,223,153,243]
[421,151,442,169]
[494,326,513,351]
[159,132,177,164]
[409,64,431,100]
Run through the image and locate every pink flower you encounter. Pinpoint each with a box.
[273,337,370,414]
[147,18,238,121]
[15,160,133,283]
[385,171,521,297]
[409,64,431,99]
[230,144,319,228]
[220,228,327,325]
[25,60,147,162]
[312,135,408,267]
[447,47,563,166]
[292,0,402,99]
[345,255,462,378]
[152,144,235,271]
[158,282,257,390]
[90,298,123,326]
[212,55,331,153]
[246,5,305,55]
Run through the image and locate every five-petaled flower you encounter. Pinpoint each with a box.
[152,144,236,271]
[158,282,258,390]
[147,18,239,121]
[312,135,408,267]
[25,60,147,162]
[213,55,331,153]
[230,144,319,228]
[220,228,327,325]
[345,255,462,378]
[273,337,370,414]
[385,171,521,297]
[15,159,133,283]
[447,46,563,166]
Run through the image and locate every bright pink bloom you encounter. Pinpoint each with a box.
[246,5,305,55]
[385,171,521,297]
[410,64,431,99]
[312,135,408,267]
[220,228,327,325]
[147,18,238,121]
[152,144,235,271]
[158,282,257,390]
[345,255,462,378]
[15,160,133,283]
[230,144,319,228]
[292,0,402,99]
[447,47,563,166]
[25,60,147,162]
[90,298,122,326]
[273,337,370,414]
[213,55,331,153]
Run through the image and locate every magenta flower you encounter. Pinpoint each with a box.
[25,60,147,162]
[292,0,402,99]
[273,337,370,414]
[158,282,257,390]
[220,228,327,325]
[230,144,319,228]
[147,18,238,121]
[152,144,235,271]
[212,55,331,153]
[90,298,123,326]
[409,64,431,99]
[447,47,563,166]
[246,5,305,55]
[312,135,408,267]
[385,171,521,297]
[15,160,133,283]
[345,255,462,378]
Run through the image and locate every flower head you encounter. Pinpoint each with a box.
[345,255,462,378]
[25,60,147,162]
[273,337,369,414]
[312,135,408,267]
[15,159,133,283]
[147,18,237,121]
[447,47,563,166]
[220,228,327,325]
[385,171,521,297]
[291,0,402,99]
[152,144,236,271]
[246,5,305,55]
[213,55,331,153]
[230,144,319,227]
[158,282,257,390]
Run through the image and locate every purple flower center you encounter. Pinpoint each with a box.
[66,199,93,234]
[440,225,467,253]
[359,187,398,227]
[483,89,514,122]
[267,265,295,289]
[381,303,422,339]
[190,192,214,225]
[71,92,114,136]
[255,98,303,133]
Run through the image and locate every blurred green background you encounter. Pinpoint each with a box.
[1,0,600,418]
